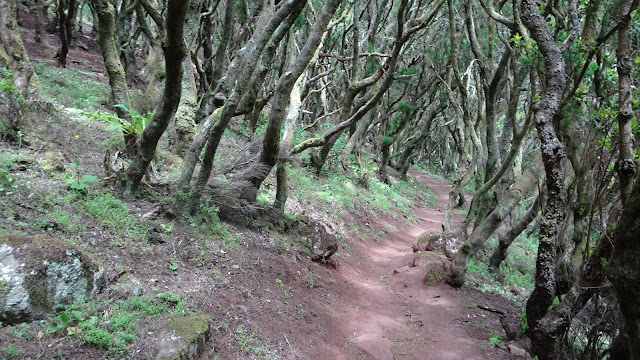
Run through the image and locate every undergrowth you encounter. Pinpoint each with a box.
[34,63,109,109]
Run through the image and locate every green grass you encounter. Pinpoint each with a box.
[34,63,109,109]
[232,325,278,360]
[287,164,434,223]
[0,153,18,195]
[83,193,147,243]
[4,345,25,359]
[49,294,190,354]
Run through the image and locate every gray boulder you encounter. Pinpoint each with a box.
[0,234,105,324]
[412,230,463,258]
[291,217,338,262]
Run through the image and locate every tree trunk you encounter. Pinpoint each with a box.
[608,0,640,357]
[520,0,572,356]
[170,0,204,155]
[614,0,637,207]
[34,0,53,56]
[488,197,540,275]
[91,0,135,150]
[183,0,307,202]
[0,0,36,100]
[448,157,542,286]
[237,0,342,202]
[125,0,191,193]
[274,71,304,213]
[56,0,75,67]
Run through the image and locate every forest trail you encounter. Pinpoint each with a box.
[315,169,515,360]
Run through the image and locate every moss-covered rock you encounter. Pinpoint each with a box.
[412,230,463,258]
[289,216,338,262]
[156,314,211,360]
[39,150,66,174]
[0,234,105,324]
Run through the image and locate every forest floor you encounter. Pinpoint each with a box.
[312,170,523,360]
[0,6,528,359]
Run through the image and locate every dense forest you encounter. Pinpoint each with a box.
[0,0,639,358]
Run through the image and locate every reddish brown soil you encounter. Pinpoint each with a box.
[312,169,519,360]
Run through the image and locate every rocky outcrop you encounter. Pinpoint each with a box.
[411,251,452,286]
[156,314,211,360]
[412,230,463,258]
[0,234,105,324]
[288,216,338,262]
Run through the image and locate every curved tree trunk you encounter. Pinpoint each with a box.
[235,0,342,202]
[488,196,540,275]
[125,0,191,193]
[448,157,542,286]
[183,0,307,204]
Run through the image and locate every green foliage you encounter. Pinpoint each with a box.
[381,136,393,147]
[4,345,25,359]
[6,323,36,341]
[231,325,278,360]
[84,193,147,242]
[0,67,27,132]
[520,313,529,333]
[66,157,101,194]
[0,153,18,195]
[488,331,502,345]
[48,312,71,332]
[191,201,232,245]
[34,63,109,109]
[83,104,150,135]
[396,101,413,113]
[50,294,189,354]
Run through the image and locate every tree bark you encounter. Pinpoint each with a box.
[91,0,135,150]
[0,0,36,100]
[34,0,53,56]
[183,0,307,202]
[520,0,573,357]
[608,0,640,357]
[448,157,542,286]
[170,0,204,155]
[488,196,540,275]
[614,0,637,207]
[125,0,191,193]
[236,0,342,202]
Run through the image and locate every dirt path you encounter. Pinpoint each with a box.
[316,170,516,360]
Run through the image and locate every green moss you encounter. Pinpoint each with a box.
[166,314,210,341]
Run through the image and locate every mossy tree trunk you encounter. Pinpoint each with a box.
[234,0,342,202]
[178,0,307,202]
[170,0,204,155]
[125,0,191,193]
[448,158,542,287]
[34,0,53,56]
[520,0,575,357]
[608,0,640,356]
[488,195,541,275]
[0,0,37,100]
[91,0,136,151]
